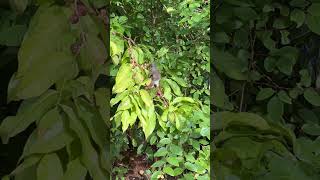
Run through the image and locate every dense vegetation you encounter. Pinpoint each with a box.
[0,0,210,180]
[0,0,110,179]
[213,0,320,179]
[110,0,210,179]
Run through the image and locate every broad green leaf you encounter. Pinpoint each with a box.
[128,111,138,126]
[171,76,188,87]
[141,107,156,138]
[117,96,133,111]
[61,105,107,180]
[213,112,271,130]
[257,31,276,50]
[165,79,183,96]
[36,153,63,180]
[22,108,74,157]
[63,158,87,180]
[277,90,292,104]
[78,34,107,75]
[304,88,320,106]
[290,9,305,27]
[276,57,296,75]
[163,166,175,177]
[10,155,41,176]
[112,63,134,93]
[212,48,248,80]
[169,144,183,156]
[17,5,74,77]
[173,168,184,176]
[73,98,109,171]
[212,75,226,108]
[110,90,129,106]
[212,32,229,43]
[140,89,153,107]
[151,171,162,180]
[185,162,198,172]
[172,97,195,105]
[121,110,130,132]
[8,52,78,101]
[159,138,172,145]
[256,88,275,101]
[302,123,320,136]
[166,157,180,167]
[0,90,58,144]
[154,147,168,157]
[267,96,284,122]
[306,14,320,35]
[233,7,257,21]
[151,160,166,168]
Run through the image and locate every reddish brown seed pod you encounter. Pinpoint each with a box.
[77,4,87,16]
[70,14,79,24]
[70,42,81,55]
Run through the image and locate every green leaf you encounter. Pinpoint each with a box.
[22,107,74,157]
[306,14,320,35]
[213,112,271,131]
[213,48,248,80]
[10,155,41,176]
[36,153,63,180]
[185,162,198,172]
[172,97,195,105]
[304,88,320,106]
[290,9,305,27]
[140,89,153,107]
[302,123,320,136]
[166,157,180,167]
[212,75,226,108]
[73,98,109,171]
[61,105,107,180]
[0,90,58,144]
[112,63,134,93]
[78,34,107,75]
[151,171,162,180]
[233,7,257,21]
[151,160,166,168]
[165,79,183,96]
[171,76,188,87]
[17,6,74,77]
[273,18,290,29]
[154,147,168,157]
[267,96,284,122]
[173,168,184,176]
[277,90,292,104]
[117,96,133,111]
[110,90,129,106]
[256,88,275,101]
[8,52,78,101]
[212,32,229,43]
[121,110,130,132]
[169,144,183,156]
[159,138,172,145]
[163,166,175,176]
[63,158,87,180]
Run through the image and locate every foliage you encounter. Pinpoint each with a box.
[213,0,320,179]
[110,0,210,179]
[0,0,110,179]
